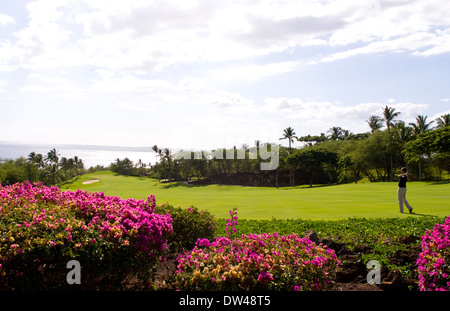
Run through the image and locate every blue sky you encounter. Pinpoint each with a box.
[1,0,449,150]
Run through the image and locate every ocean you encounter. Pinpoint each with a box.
[0,142,157,168]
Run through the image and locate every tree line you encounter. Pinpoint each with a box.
[0,148,85,186]
[144,107,449,187]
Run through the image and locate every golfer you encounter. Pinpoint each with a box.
[398,167,413,213]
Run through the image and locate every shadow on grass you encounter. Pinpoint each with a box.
[408,212,438,217]
[58,176,81,189]
[159,181,207,189]
[158,181,344,190]
[428,179,450,185]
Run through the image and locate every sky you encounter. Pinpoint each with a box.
[0,0,449,150]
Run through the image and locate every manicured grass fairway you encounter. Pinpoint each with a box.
[62,171,450,220]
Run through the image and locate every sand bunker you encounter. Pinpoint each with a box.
[82,179,100,185]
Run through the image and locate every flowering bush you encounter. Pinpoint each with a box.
[417,216,450,291]
[224,207,238,238]
[0,181,172,290]
[175,232,340,291]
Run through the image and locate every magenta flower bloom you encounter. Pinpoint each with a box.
[257,271,274,283]
[417,216,450,291]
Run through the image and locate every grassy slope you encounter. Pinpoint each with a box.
[61,171,450,220]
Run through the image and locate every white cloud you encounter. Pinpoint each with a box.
[264,98,381,120]
[263,97,428,132]
[311,0,450,62]
[2,0,450,73]
[91,74,173,93]
[118,102,160,113]
[0,13,15,25]
[205,92,256,112]
[0,41,17,71]
[313,31,446,63]
[431,110,450,121]
[210,61,299,82]
[19,72,88,100]
[177,77,208,93]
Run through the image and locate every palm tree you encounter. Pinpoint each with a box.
[342,129,352,139]
[366,115,384,134]
[279,127,298,186]
[164,148,173,182]
[435,114,450,128]
[152,145,160,164]
[136,159,146,179]
[28,152,45,168]
[327,126,344,140]
[45,148,59,166]
[67,158,76,179]
[59,157,70,179]
[74,157,84,176]
[393,121,414,148]
[72,156,79,176]
[279,127,298,150]
[392,122,415,183]
[409,115,434,134]
[382,106,400,181]
[409,115,434,181]
[383,105,400,132]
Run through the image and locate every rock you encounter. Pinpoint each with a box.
[390,245,421,266]
[320,238,345,253]
[399,235,420,245]
[336,260,367,283]
[304,229,320,244]
[380,269,403,291]
[354,244,371,254]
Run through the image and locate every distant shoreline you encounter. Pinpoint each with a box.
[0,142,156,169]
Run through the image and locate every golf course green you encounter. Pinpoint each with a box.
[61,171,450,220]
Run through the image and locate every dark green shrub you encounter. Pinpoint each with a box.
[155,204,216,252]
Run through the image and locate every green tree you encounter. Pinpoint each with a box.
[353,130,391,182]
[382,105,401,181]
[402,126,450,179]
[409,115,434,135]
[163,148,173,182]
[192,157,207,180]
[27,152,45,168]
[45,148,59,166]
[366,115,384,134]
[74,156,84,176]
[409,115,434,180]
[59,157,73,181]
[279,127,298,151]
[43,149,61,185]
[393,121,414,153]
[297,133,328,146]
[280,127,298,186]
[136,159,147,179]
[111,158,135,176]
[327,126,344,141]
[286,148,338,187]
[435,114,450,128]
